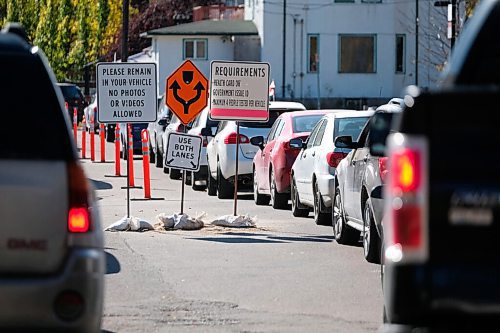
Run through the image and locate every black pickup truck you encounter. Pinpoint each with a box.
[373,1,500,332]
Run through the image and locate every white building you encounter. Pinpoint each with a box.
[142,1,452,108]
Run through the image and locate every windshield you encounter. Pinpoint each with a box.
[292,115,324,133]
[334,117,370,141]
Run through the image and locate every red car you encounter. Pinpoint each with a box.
[251,110,338,209]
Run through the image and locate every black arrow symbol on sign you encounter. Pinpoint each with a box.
[169,80,205,115]
[167,158,174,164]
[190,161,196,168]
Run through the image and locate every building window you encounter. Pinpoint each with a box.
[395,34,405,74]
[308,34,319,73]
[183,39,207,60]
[335,0,354,3]
[339,34,376,73]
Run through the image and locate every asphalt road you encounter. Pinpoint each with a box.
[79,131,383,333]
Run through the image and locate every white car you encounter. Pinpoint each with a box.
[185,106,220,190]
[148,94,172,168]
[206,101,306,199]
[290,110,374,225]
[83,93,98,133]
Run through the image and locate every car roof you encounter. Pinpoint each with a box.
[375,103,403,113]
[0,32,31,53]
[269,101,306,110]
[280,109,354,119]
[323,110,375,119]
[57,82,78,87]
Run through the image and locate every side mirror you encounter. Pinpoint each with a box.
[250,136,265,150]
[334,135,359,149]
[200,127,213,137]
[158,118,168,126]
[289,137,305,149]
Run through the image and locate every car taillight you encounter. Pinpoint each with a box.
[326,152,347,167]
[195,132,209,147]
[224,132,249,144]
[67,162,91,233]
[385,133,428,264]
[176,123,186,133]
[379,157,389,183]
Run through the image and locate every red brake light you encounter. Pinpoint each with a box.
[391,149,420,193]
[224,132,249,144]
[68,208,90,233]
[197,132,209,147]
[326,152,347,167]
[392,205,422,248]
[379,157,389,183]
[67,162,91,233]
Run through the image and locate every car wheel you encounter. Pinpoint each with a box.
[169,168,181,180]
[207,163,217,196]
[217,161,234,199]
[291,176,309,217]
[333,187,360,245]
[363,198,381,264]
[253,167,270,205]
[106,127,115,142]
[122,140,128,161]
[184,171,192,186]
[270,168,288,209]
[313,181,331,225]
[149,142,155,164]
[155,141,163,168]
[192,171,206,191]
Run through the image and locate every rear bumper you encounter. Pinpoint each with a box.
[0,248,104,333]
[318,174,336,207]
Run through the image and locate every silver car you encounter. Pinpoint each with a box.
[206,101,306,199]
[0,25,104,332]
[291,110,374,225]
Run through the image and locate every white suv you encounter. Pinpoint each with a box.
[0,24,104,332]
[206,101,306,199]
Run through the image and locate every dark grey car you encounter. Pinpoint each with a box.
[333,104,402,264]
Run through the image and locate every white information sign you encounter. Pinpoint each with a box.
[96,62,157,123]
[164,132,202,172]
[209,61,270,121]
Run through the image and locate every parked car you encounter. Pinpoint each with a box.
[290,110,373,225]
[148,94,172,167]
[186,106,220,191]
[161,113,193,178]
[376,1,500,331]
[57,82,87,123]
[205,101,306,199]
[333,104,402,263]
[120,122,149,160]
[251,109,343,209]
[84,92,99,133]
[0,23,104,332]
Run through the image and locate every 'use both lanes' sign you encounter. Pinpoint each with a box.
[96,62,157,123]
[164,132,202,172]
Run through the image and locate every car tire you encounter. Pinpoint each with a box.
[270,168,288,209]
[184,171,192,186]
[207,163,217,196]
[217,161,234,199]
[106,127,115,143]
[333,187,360,245]
[192,171,206,191]
[149,142,155,164]
[122,140,128,161]
[291,176,309,217]
[155,142,163,168]
[313,181,331,225]
[253,167,270,205]
[363,198,382,264]
[169,168,182,180]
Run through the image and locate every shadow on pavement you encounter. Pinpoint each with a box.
[268,236,333,243]
[90,178,113,190]
[105,251,121,274]
[190,237,288,244]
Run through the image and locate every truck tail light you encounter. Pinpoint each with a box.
[224,132,249,144]
[385,133,428,264]
[67,162,91,233]
[326,152,347,167]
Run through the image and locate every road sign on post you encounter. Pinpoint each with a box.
[209,61,270,121]
[96,62,157,123]
[166,60,208,125]
[164,132,202,172]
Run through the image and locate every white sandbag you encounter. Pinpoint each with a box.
[155,212,205,230]
[211,214,256,228]
[104,216,154,232]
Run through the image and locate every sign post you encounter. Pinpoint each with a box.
[209,61,270,216]
[97,62,157,218]
[165,60,208,215]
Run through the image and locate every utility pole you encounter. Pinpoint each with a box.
[282,0,287,99]
[434,0,458,49]
[415,0,419,86]
[122,0,129,63]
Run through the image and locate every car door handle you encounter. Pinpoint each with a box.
[312,152,315,157]
[363,155,369,162]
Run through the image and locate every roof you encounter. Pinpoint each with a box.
[324,110,375,119]
[269,101,306,111]
[141,20,258,37]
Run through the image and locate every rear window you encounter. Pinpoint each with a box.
[292,115,324,133]
[0,53,74,160]
[334,117,370,141]
[59,85,83,99]
[239,109,302,128]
